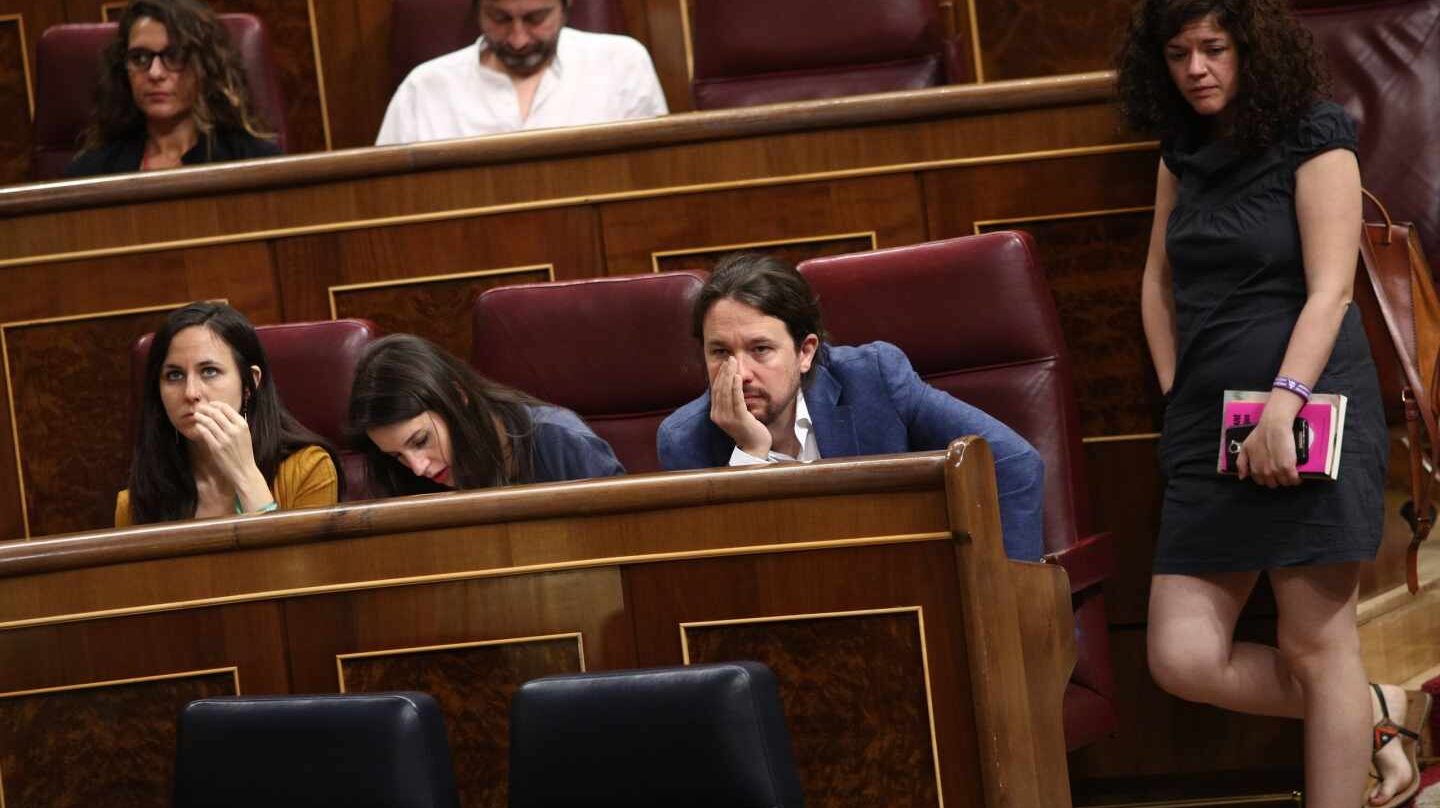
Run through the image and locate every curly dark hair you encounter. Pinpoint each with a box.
[81,0,273,151]
[1115,0,1329,152]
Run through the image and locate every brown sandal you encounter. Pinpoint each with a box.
[1366,683,1431,808]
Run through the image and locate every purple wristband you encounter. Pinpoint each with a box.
[1272,375,1312,402]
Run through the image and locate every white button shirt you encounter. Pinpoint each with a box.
[376,27,668,145]
[729,390,822,466]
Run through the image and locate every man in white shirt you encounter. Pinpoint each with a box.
[376,0,668,145]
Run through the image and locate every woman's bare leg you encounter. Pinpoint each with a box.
[1269,562,1368,808]
[1148,571,1305,717]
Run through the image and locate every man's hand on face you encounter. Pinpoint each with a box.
[709,357,772,459]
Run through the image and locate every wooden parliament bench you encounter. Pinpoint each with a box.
[0,440,1075,808]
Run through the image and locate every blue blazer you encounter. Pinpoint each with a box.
[656,342,1044,561]
[527,405,626,482]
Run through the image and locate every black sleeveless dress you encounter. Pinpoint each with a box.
[1154,101,1387,574]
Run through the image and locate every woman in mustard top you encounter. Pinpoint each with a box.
[116,302,340,526]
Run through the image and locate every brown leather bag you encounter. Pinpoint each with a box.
[1354,189,1440,594]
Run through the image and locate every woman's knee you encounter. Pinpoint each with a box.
[1276,624,1361,684]
[1148,633,1222,702]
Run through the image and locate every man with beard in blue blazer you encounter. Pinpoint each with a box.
[656,252,1045,561]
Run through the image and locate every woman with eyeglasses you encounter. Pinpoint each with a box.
[65,0,280,177]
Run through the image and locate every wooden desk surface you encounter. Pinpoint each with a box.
[0,442,1076,808]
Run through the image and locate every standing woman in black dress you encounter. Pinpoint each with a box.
[1119,1,1426,806]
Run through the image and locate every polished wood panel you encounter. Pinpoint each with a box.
[0,446,1077,808]
[979,210,1157,437]
[339,631,587,808]
[272,207,601,333]
[602,176,923,276]
[684,608,943,808]
[0,600,288,808]
[2,306,173,537]
[628,542,983,808]
[331,266,553,360]
[0,15,31,185]
[0,669,237,808]
[652,232,875,274]
[972,0,1132,81]
[923,148,1158,437]
[306,0,390,149]
[0,73,1120,223]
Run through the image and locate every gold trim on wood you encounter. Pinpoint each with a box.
[680,605,945,808]
[0,665,241,700]
[336,632,585,691]
[327,264,556,320]
[0,531,953,631]
[678,0,694,83]
[1078,794,1303,808]
[0,665,241,808]
[1,301,194,539]
[0,141,1160,271]
[972,204,1155,234]
[99,2,124,21]
[964,0,984,82]
[1082,432,1161,444]
[0,14,34,120]
[304,0,334,150]
[649,231,877,273]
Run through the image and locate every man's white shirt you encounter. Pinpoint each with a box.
[729,390,822,466]
[376,27,668,145]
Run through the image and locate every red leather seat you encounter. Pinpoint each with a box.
[130,319,381,502]
[798,232,1118,750]
[1298,0,1439,262]
[471,273,708,473]
[389,0,630,92]
[688,0,963,110]
[31,13,288,181]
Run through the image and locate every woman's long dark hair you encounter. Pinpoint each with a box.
[347,334,544,496]
[126,302,338,524]
[81,0,274,152]
[1115,0,1328,152]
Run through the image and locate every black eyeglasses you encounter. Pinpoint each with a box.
[125,46,188,73]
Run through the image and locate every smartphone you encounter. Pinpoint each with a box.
[1223,418,1311,473]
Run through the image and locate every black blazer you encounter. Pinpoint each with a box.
[63,128,282,178]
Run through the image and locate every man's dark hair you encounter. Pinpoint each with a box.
[471,0,572,16]
[691,252,829,384]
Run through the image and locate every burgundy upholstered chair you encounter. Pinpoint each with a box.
[129,319,381,503]
[388,0,629,92]
[1298,0,1440,263]
[471,273,708,473]
[688,0,962,110]
[798,232,1118,750]
[31,13,288,181]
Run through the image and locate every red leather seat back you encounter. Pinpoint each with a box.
[799,232,1092,557]
[1299,0,1440,262]
[389,0,629,91]
[472,273,708,473]
[130,319,380,501]
[690,0,945,110]
[31,13,288,181]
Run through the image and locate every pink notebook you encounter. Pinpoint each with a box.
[1218,390,1347,479]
